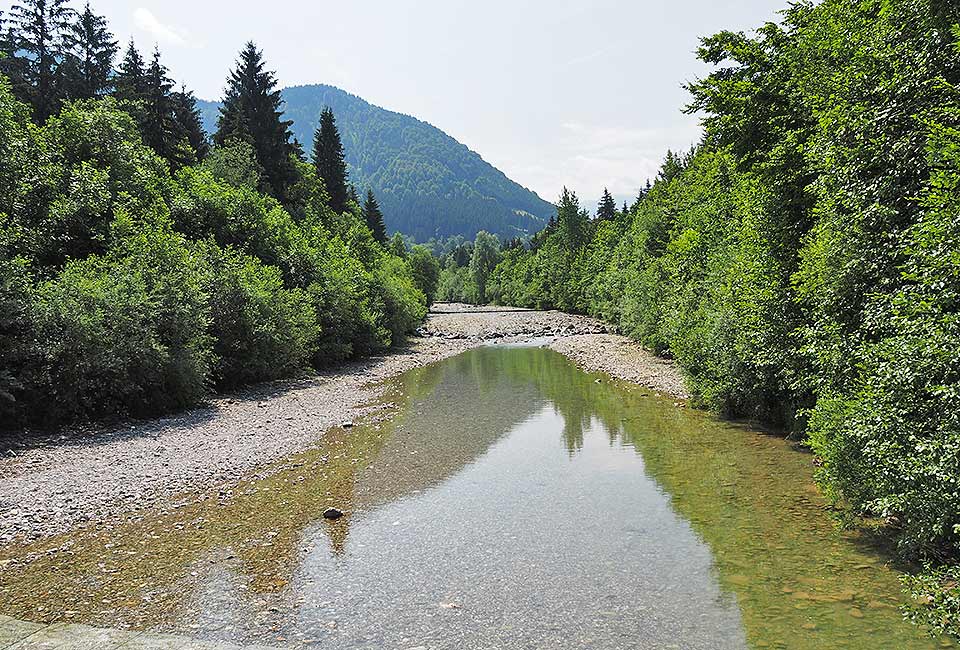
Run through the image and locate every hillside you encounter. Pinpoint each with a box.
[198,85,554,241]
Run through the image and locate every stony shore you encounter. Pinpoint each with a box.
[0,304,687,545]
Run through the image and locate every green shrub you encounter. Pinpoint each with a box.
[201,244,319,388]
[29,208,211,422]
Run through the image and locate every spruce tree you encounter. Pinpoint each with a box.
[312,107,350,214]
[172,87,209,161]
[557,187,588,249]
[363,189,388,243]
[114,39,146,102]
[9,0,75,119]
[214,41,298,199]
[597,187,617,221]
[139,48,196,168]
[62,2,116,100]
[0,12,25,89]
[348,184,360,209]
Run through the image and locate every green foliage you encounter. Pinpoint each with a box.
[362,188,387,243]
[903,565,960,637]
[408,245,440,305]
[469,230,501,304]
[0,73,427,428]
[201,243,318,388]
[200,138,263,190]
[484,4,960,629]
[28,207,213,422]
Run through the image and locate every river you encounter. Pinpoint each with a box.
[0,345,952,649]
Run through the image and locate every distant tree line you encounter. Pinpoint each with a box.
[0,0,432,429]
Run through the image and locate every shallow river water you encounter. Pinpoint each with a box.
[0,345,954,649]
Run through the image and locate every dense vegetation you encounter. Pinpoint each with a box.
[0,1,432,428]
[198,85,555,241]
[441,0,960,635]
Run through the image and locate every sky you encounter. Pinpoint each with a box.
[31,0,783,206]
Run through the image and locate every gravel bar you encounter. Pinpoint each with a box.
[0,304,686,544]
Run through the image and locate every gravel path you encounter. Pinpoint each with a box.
[0,304,686,545]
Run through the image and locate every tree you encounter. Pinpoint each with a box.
[214,41,298,200]
[114,39,146,102]
[363,189,387,243]
[61,2,116,100]
[171,87,209,160]
[409,246,440,305]
[9,0,75,119]
[0,11,29,95]
[469,231,501,304]
[556,187,588,250]
[141,48,180,163]
[312,106,350,214]
[389,232,407,259]
[597,187,617,221]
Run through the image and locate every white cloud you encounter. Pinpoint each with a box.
[133,8,192,48]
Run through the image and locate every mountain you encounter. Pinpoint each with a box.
[198,85,555,241]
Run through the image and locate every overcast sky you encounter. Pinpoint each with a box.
[28,0,783,204]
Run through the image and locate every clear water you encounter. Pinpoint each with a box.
[0,346,953,649]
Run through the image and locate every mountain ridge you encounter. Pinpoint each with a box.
[198,84,555,241]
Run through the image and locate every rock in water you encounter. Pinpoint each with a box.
[323,508,344,520]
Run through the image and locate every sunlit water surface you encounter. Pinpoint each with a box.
[0,346,953,649]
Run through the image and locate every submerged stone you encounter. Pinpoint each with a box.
[323,507,344,520]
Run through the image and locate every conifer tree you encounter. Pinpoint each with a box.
[214,41,298,199]
[62,2,116,100]
[312,107,350,214]
[9,0,75,119]
[348,184,360,209]
[621,201,629,217]
[0,13,30,107]
[114,39,146,102]
[172,87,209,160]
[597,187,617,221]
[141,48,175,154]
[363,189,388,243]
[138,48,197,168]
[556,187,588,249]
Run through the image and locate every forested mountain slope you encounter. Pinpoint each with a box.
[199,85,554,240]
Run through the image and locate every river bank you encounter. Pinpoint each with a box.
[0,304,686,545]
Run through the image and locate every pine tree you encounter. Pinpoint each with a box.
[214,41,298,199]
[61,2,116,100]
[363,189,388,243]
[114,39,146,102]
[312,106,350,214]
[597,187,617,221]
[621,201,629,217]
[9,0,75,119]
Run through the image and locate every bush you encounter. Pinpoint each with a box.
[201,244,319,388]
[371,254,428,347]
[28,209,212,422]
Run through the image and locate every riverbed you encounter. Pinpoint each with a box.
[0,345,952,649]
